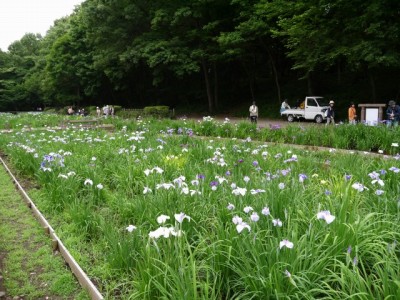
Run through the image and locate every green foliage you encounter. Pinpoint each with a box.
[0,0,400,113]
[117,109,143,119]
[274,0,400,74]
[0,117,400,299]
[143,105,170,118]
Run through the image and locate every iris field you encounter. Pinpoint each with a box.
[0,113,399,299]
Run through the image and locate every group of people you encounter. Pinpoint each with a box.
[98,105,115,118]
[67,105,115,118]
[344,100,400,127]
[249,99,400,126]
[67,106,88,116]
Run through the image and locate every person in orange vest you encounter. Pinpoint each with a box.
[348,102,357,124]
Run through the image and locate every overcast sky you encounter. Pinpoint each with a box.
[0,0,85,52]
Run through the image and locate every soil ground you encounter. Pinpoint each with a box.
[181,114,322,129]
[0,160,88,300]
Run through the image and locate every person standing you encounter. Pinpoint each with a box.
[96,106,101,118]
[280,99,291,114]
[67,106,74,115]
[326,100,335,125]
[249,101,258,124]
[348,102,357,124]
[386,100,400,128]
[103,105,109,118]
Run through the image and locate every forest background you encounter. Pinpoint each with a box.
[0,0,399,119]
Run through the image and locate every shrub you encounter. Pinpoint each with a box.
[44,107,58,114]
[118,109,143,119]
[113,105,122,113]
[143,106,170,118]
[86,106,97,115]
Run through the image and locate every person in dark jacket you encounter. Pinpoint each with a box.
[326,100,335,125]
[386,100,400,128]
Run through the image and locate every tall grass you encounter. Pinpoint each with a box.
[0,115,399,299]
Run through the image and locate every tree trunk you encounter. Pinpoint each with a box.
[266,48,281,104]
[306,71,313,95]
[213,62,219,111]
[76,86,81,107]
[337,62,341,84]
[201,59,214,113]
[368,69,376,102]
[240,60,255,101]
[259,39,281,104]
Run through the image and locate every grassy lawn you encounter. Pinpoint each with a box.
[0,162,90,300]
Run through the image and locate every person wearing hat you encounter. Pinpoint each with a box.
[326,100,335,125]
[96,106,101,117]
[386,100,400,128]
[348,102,357,125]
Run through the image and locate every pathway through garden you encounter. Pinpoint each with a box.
[0,159,88,299]
[182,114,321,129]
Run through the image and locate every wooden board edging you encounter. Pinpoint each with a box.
[0,157,104,300]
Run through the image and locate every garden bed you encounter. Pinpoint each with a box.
[0,115,399,299]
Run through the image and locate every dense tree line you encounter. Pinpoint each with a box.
[0,0,399,116]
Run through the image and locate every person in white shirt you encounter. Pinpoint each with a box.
[280,99,290,114]
[103,105,109,118]
[249,101,258,123]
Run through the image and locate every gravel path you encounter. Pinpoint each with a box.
[181,115,321,129]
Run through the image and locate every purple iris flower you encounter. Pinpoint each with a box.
[347,246,352,254]
[389,167,400,173]
[299,174,307,182]
[344,174,352,181]
[269,124,281,130]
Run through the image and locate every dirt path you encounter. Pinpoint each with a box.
[181,114,320,129]
[0,162,88,300]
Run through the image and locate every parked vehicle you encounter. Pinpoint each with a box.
[281,96,329,123]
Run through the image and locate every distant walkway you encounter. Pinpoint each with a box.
[180,115,319,129]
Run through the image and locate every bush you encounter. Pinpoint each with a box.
[143,106,170,118]
[44,107,58,114]
[118,109,143,119]
[113,105,122,114]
